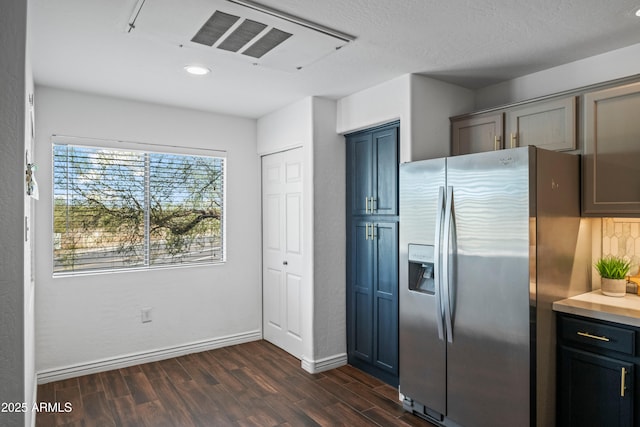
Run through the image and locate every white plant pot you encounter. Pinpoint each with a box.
[601,278,626,297]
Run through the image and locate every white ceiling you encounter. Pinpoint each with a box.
[31,0,640,118]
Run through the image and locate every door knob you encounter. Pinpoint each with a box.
[283,261,288,265]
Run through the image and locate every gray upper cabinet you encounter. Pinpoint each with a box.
[451,96,576,155]
[451,112,503,155]
[505,96,576,151]
[583,82,640,216]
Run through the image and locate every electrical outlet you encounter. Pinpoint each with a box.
[141,307,152,323]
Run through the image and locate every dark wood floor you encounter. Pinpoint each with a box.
[36,340,437,426]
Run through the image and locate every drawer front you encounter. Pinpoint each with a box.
[560,316,636,355]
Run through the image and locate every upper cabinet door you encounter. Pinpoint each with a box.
[373,127,398,216]
[348,132,374,216]
[505,96,576,151]
[347,122,399,216]
[583,82,640,216]
[451,113,504,155]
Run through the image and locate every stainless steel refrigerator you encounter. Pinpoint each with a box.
[399,146,590,427]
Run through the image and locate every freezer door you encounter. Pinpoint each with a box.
[399,158,446,415]
[444,148,532,427]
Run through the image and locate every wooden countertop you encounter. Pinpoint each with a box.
[553,290,640,327]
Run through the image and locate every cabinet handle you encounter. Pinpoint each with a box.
[365,197,370,214]
[577,331,610,342]
[621,368,627,397]
[371,197,377,213]
[371,224,377,240]
[364,223,376,240]
[494,135,501,151]
[510,133,517,148]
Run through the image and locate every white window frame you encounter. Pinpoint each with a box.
[51,135,227,276]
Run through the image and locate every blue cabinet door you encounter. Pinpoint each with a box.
[372,221,399,375]
[349,220,374,363]
[347,132,374,216]
[373,127,398,216]
[559,346,634,427]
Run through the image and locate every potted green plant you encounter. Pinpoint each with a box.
[594,256,631,297]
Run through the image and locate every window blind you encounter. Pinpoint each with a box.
[53,143,225,274]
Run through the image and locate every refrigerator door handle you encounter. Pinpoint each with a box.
[433,186,445,341]
[442,185,454,343]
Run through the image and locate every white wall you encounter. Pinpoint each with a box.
[476,42,640,110]
[34,87,261,380]
[409,74,475,160]
[337,75,410,161]
[337,74,474,162]
[310,97,346,364]
[257,97,316,366]
[0,1,30,426]
[24,2,36,425]
[257,96,347,372]
[257,97,313,156]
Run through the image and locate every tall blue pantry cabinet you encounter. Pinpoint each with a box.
[346,121,399,386]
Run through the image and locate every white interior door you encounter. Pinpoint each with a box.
[262,148,304,359]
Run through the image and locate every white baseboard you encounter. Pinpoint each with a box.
[37,330,262,384]
[301,352,347,374]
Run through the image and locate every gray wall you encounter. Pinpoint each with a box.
[0,1,27,426]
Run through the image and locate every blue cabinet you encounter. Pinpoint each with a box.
[346,122,399,386]
[557,314,638,427]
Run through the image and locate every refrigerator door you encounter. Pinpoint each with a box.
[444,148,532,427]
[399,158,447,415]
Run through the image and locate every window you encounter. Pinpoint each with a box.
[53,140,225,274]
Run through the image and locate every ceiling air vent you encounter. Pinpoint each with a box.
[126,0,355,72]
[192,12,293,59]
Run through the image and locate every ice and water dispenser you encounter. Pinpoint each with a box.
[408,244,435,294]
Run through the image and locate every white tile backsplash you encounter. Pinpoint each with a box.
[601,218,640,276]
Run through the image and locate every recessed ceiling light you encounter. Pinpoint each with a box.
[636,8,640,17]
[184,65,211,76]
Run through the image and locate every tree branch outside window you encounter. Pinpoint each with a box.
[53,144,225,274]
